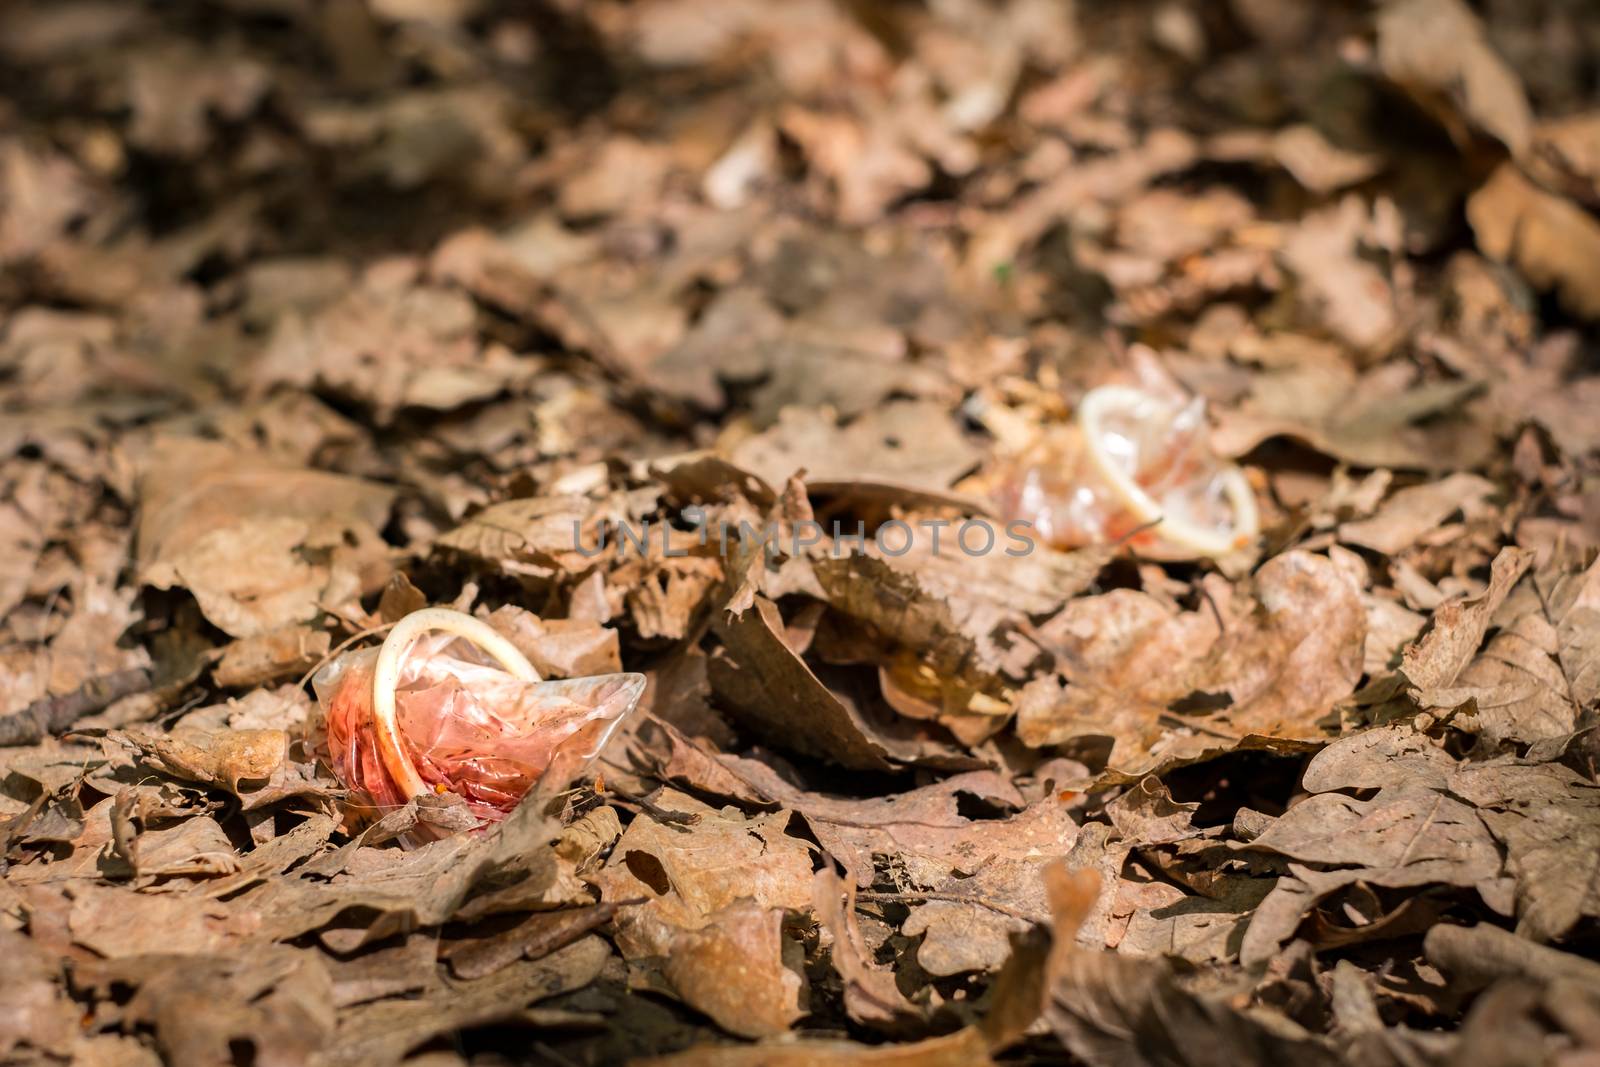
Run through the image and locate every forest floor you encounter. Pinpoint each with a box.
[4,1,1600,1065]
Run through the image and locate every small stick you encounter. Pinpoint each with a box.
[855,890,1041,925]
[595,778,701,827]
[293,621,398,693]
[1198,581,1226,635]
[1112,516,1164,549]
[1425,923,1600,992]
[444,897,647,980]
[0,666,155,746]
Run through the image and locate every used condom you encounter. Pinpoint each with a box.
[994,384,1258,558]
[310,608,645,837]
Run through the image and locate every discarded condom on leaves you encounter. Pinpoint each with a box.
[995,384,1258,558]
[310,608,645,838]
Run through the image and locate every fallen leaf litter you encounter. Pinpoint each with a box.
[2,0,1600,1065]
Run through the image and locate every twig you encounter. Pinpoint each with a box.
[530,1042,585,1067]
[293,621,397,693]
[1112,516,1164,549]
[316,601,373,635]
[1425,923,1600,992]
[613,735,969,832]
[1198,581,1226,636]
[855,890,1041,925]
[0,667,155,746]
[591,773,701,827]
[1155,712,1240,739]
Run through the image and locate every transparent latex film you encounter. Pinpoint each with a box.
[1092,393,1238,533]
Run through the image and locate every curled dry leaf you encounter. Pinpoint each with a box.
[1021,550,1365,779]
[1238,785,1506,965]
[1104,775,1200,846]
[590,788,817,961]
[1244,725,1600,960]
[1038,861,1343,1067]
[11,0,1600,1061]
[1422,556,1600,744]
[128,814,242,879]
[1402,545,1534,696]
[1469,162,1600,320]
[709,595,976,771]
[136,438,395,639]
[1425,921,1600,993]
[663,901,806,1038]
[812,867,922,1030]
[117,727,288,796]
[806,534,1107,716]
[1449,759,1600,942]
[1377,0,1533,155]
[1213,362,1494,472]
[1339,473,1498,556]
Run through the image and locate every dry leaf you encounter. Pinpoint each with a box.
[1468,163,1600,320]
[1449,759,1600,942]
[664,902,806,1038]
[1214,368,1493,472]
[729,401,982,502]
[1425,557,1600,744]
[812,868,921,1030]
[710,596,973,771]
[1402,546,1533,695]
[118,727,288,796]
[1239,785,1505,965]
[1038,862,1343,1067]
[1021,550,1364,778]
[636,1030,996,1067]
[214,627,334,689]
[1377,0,1533,156]
[590,789,816,960]
[809,536,1107,692]
[1339,474,1497,556]
[9,0,1600,1061]
[0,929,78,1059]
[900,796,1080,975]
[322,937,609,1066]
[136,438,395,638]
[1526,111,1600,208]
[1279,197,1399,354]
[248,266,535,421]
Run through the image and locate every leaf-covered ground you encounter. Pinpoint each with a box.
[4,0,1600,1064]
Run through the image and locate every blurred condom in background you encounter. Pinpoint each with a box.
[993,384,1258,559]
